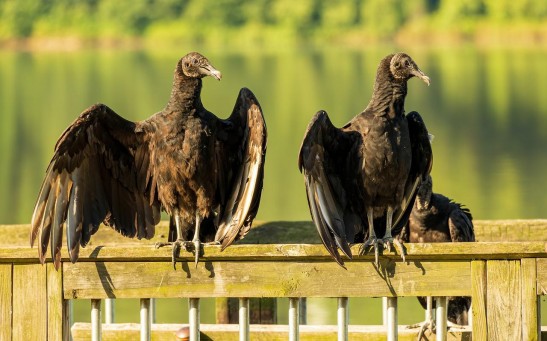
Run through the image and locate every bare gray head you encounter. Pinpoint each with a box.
[389,52,430,86]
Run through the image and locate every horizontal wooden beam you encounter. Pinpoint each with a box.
[2,242,547,264]
[63,259,471,299]
[2,219,546,248]
[70,323,473,341]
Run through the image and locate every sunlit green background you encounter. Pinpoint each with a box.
[1,0,547,331]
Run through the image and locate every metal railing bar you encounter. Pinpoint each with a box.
[435,297,447,341]
[105,298,114,324]
[140,298,151,341]
[289,297,300,341]
[239,298,250,341]
[386,297,397,341]
[337,297,348,341]
[188,298,200,341]
[91,299,102,341]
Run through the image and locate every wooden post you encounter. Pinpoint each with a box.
[471,260,487,340]
[91,299,102,341]
[386,297,397,341]
[47,263,67,341]
[521,258,538,341]
[0,264,12,341]
[337,297,348,341]
[487,260,522,340]
[217,298,277,324]
[435,297,447,341]
[12,264,47,340]
[289,298,299,341]
[239,298,250,341]
[140,298,151,341]
[189,298,200,341]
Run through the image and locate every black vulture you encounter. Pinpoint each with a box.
[298,53,432,266]
[30,52,267,269]
[399,175,474,335]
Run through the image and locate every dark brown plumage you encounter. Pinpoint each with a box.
[31,52,267,269]
[399,175,474,326]
[298,53,432,266]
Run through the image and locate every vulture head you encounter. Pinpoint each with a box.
[179,52,222,80]
[390,52,430,86]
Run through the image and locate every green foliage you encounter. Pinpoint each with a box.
[0,0,547,44]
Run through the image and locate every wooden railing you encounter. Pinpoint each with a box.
[1,220,546,341]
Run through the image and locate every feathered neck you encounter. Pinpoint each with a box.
[364,55,408,118]
[165,62,204,114]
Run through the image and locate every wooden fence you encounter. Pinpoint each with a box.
[1,220,547,340]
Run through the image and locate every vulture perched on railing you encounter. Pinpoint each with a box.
[299,52,432,266]
[31,52,267,269]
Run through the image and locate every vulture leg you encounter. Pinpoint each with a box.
[192,213,203,268]
[360,207,381,265]
[381,207,406,262]
[154,210,185,270]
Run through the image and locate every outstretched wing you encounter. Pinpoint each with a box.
[448,204,475,242]
[298,111,363,267]
[30,104,161,268]
[391,111,433,236]
[214,88,267,249]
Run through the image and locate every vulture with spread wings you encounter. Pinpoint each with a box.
[299,53,432,266]
[31,52,267,269]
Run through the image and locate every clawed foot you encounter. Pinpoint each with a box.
[360,237,382,265]
[407,318,435,340]
[382,237,406,263]
[154,240,196,270]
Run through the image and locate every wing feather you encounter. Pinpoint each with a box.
[298,110,361,266]
[214,88,267,249]
[31,104,161,268]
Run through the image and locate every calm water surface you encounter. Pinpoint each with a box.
[1,46,546,324]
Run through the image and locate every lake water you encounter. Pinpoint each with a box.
[1,46,546,325]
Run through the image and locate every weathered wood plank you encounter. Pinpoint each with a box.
[522,258,539,341]
[63,260,471,299]
[0,264,12,341]
[535,258,547,295]
[3,242,547,264]
[471,260,487,341]
[12,263,48,340]
[70,323,473,341]
[3,220,547,248]
[487,260,522,341]
[47,262,67,341]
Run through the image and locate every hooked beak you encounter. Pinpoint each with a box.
[202,64,222,81]
[412,68,430,86]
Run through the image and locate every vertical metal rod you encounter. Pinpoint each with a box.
[150,298,156,324]
[382,297,388,326]
[91,299,102,341]
[435,297,448,341]
[67,300,74,341]
[189,298,200,341]
[386,297,397,341]
[105,298,114,324]
[337,297,349,341]
[299,297,307,324]
[425,296,433,322]
[239,298,250,341]
[468,304,472,327]
[288,298,300,341]
[140,298,151,341]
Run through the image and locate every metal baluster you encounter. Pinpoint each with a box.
[382,297,388,326]
[150,298,156,324]
[239,298,250,341]
[91,299,102,341]
[189,298,200,341]
[435,297,447,341]
[337,297,349,341]
[288,298,300,341]
[386,297,397,341]
[105,299,114,324]
[141,298,151,341]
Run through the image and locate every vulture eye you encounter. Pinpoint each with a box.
[192,58,198,65]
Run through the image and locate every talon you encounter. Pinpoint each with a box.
[172,240,182,270]
[361,237,382,265]
[393,239,406,263]
[155,241,171,249]
[193,240,201,268]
